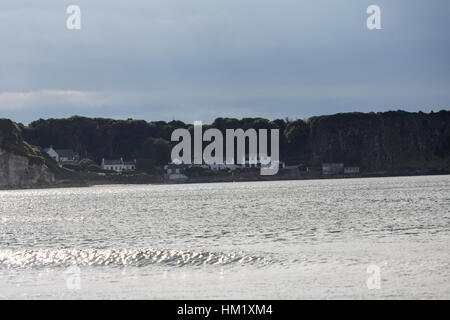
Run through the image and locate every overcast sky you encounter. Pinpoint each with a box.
[0,0,449,124]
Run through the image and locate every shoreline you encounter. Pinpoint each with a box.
[1,170,449,191]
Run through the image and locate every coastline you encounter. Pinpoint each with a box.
[1,170,448,191]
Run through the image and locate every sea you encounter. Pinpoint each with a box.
[0,175,449,299]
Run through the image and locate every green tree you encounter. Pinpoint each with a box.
[284,119,309,153]
[140,137,171,165]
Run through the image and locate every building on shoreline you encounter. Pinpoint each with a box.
[322,163,344,175]
[322,163,360,176]
[344,166,360,174]
[101,158,136,172]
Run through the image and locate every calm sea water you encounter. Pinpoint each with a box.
[0,175,449,299]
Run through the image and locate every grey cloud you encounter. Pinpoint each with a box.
[0,0,449,124]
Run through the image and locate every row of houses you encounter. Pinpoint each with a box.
[45,147,285,174]
[44,147,359,176]
[45,146,136,172]
[164,158,286,174]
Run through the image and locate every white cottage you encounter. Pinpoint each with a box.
[101,158,136,172]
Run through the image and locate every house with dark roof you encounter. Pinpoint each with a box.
[44,146,80,164]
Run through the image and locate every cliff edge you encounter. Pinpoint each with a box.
[307,111,450,172]
[0,118,58,189]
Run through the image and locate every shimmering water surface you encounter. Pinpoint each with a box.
[0,176,449,299]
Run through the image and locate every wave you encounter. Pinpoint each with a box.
[0,248,272,269]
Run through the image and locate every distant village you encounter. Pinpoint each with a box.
[44,146,360,181]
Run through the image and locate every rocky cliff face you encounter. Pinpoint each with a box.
[0,149,55,188]
[0,119,55,189]
[308,111,450,171]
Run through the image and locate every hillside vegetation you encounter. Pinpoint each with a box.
[0,118,71,180]
[20,110,450,173]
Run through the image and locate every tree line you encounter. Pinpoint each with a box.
[19,110,450,171]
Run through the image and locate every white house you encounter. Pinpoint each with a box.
[101,158,136,172]
[44,146,80,164]
[344,166,360,174]
[322,163,344,175]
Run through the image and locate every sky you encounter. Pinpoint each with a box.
[0,0,449,124]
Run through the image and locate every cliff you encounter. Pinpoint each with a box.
[307,111,450,172]
[0,119,57,188]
